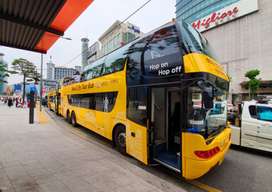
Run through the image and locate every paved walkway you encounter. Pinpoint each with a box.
[0,104,188,192]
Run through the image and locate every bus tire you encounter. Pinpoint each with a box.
[66,110,70,123]
[114,125,126,154]
[71,112,77,127]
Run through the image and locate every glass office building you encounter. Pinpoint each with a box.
[176,0,272,103]
[176,0,239,23]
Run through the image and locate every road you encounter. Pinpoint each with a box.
[1,103,270,192]
[198,147,272,192]
[47,109,272,192]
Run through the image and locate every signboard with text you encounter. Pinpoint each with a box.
[192,0,259,32]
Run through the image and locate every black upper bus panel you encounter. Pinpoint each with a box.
[126,24,184,87]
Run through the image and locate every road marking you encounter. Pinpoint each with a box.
[36,103,49,124]
[187,180,223,192]
[37,109,49,124]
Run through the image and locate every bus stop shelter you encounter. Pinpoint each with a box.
[0,0,93,112]
[0,0,93,53]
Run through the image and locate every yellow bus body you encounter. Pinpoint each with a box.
[60,69,127,140]
[47,90,56,112]
[182,53,231,179]
[58,52,231,180]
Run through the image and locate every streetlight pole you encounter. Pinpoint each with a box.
[37,36,71,112]
[40,53,43,111]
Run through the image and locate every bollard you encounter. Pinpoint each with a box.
[29,91,36,124]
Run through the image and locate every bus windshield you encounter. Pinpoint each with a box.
[187,81,228,138]
[177,21,218,61]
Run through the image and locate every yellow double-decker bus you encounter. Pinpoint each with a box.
[47,89,56,112]
[59,20,231,180]
[47,89,61,115]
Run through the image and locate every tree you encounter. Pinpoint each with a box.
[245,69,261,100]
[0,61,10,83]
[12,58,40,103]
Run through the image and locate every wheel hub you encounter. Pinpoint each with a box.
[118,132,126,147]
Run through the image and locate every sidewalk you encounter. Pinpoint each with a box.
[0,104,187,192]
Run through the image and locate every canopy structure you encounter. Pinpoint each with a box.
[0,0,93,53]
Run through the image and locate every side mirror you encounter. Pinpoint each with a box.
[203,91,214,109]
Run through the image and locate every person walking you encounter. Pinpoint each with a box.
[15,97,19,107]
[8,97,13,108]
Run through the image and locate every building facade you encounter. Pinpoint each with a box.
[54,67,76,81]
[176,0,272,103]
[46,60,55,80]
[83,20,143,69]
[87,41,100,64]
[75,65,82,73]
[98,20,143,56]
[81,38,90,68]
[46,60,77,81]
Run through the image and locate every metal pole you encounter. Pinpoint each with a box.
[40,53,43,111]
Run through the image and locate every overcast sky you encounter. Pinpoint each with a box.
[0,0,176,84]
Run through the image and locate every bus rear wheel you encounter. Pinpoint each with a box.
[71,112,77,127]
[114,125,126,154]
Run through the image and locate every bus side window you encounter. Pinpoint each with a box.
[103,47,126,75]
[127,40,147,85]
[89,94,96,110]
[127,87,147,126]
[95,93,104,112]
[106,92,118,112]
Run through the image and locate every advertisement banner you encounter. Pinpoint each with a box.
[192,0,259,32]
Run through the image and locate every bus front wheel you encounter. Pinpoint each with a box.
[114,125,126,154]
[71,112,77,127]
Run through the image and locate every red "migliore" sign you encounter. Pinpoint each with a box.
[192,7,239,30]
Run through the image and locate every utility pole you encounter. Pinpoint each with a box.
[40,54,43,111]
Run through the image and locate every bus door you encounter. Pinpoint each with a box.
[126,87,148,165]
[151,86,181,173]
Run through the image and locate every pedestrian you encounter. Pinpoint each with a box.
[15,97,19,107]
[8,97,13,107]
[72,71,81,83]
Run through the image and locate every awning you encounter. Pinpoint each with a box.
[0,0,93,53]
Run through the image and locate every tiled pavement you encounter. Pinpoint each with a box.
[0,104,188,192]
